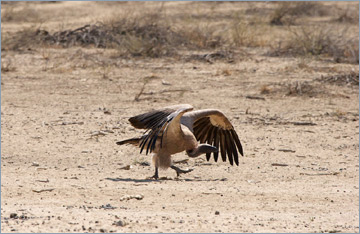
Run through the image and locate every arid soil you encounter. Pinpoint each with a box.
[1,2,359,233]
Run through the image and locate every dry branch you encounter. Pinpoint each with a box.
[246,95,266,100]
[300,172,340,176]
[271,163,289,167]
[32,188,55,193]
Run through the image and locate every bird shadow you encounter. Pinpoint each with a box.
[105,177,227,183]
[105,177,160,183]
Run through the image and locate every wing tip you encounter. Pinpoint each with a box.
[129,116,144,129]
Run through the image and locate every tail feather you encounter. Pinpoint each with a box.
[116,137,142,146]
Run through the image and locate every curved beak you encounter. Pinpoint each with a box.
[198,144,218,154]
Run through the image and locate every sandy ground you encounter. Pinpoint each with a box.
[1,2,359,233]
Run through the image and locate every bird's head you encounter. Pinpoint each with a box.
[187,144,218,157]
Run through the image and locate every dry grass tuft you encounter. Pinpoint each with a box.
[1,4,41,23]
[260,85,271,94]
[1,26,47,51]
[181,24,224,49]
[286,81,315,96]
[186,50,236,64]
[1,2,358,64]
[316,71,359,86]
[268,25,359,64]
[1,59,16,73]
[333,9,359,24]
[269,2,329,26]
[38,15,184,58]
[2,12,227,58]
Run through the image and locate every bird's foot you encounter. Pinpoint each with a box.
[146,167,159,180]
[170,165,194,177]
[146,174,159,180]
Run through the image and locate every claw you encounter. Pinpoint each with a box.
[170,165,194,177]
[146,167,159,180]
[146,175,159,180]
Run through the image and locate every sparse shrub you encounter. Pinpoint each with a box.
[286,81,314,96]
[1,59,16,73]
[1,12,230,58]
[268,25,359,64]
[270,2,328,26]
[317,71,359,86]
[180,24,223,49]
[1,26,46,51]
[334,8,359,24]
[2,2,357,64]
[231,19,255,47]
[1,4,41,23]
[1,13,184,58]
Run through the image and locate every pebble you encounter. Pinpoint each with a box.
[113,220,127,227]
[215,211,220,215]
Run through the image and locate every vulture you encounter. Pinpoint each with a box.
[116,104,244,179]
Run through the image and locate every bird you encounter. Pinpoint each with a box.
[116,104,244,179]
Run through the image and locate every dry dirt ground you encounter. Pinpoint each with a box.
[1,1,359,233]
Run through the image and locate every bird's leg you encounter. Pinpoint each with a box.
[147,167,159,180]
[170,165,194,177]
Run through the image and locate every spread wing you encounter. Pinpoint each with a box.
[128,104,193,155]
[191,109,243,166]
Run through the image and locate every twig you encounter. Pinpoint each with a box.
[72,24,90,33]
[271,163,289,167]
[291,122,316,126]
[134,82,148,101]
[159,89,191,93]
[90,131,107,137]
[300,172,340,176]
[35,179,49,183]
[53,121,84,126]
[32,188,55,193]
[101,129,114,133]
[245,95,266,100]
[278,149,296,153]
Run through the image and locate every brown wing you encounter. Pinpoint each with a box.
[129,104,193,129]
[192,110,243,166]
[128,104,193,154]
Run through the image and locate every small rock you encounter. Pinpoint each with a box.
[100,204,116,210]
[118,165,132,170]
[161,80,171,86]
[215,211,220,215]
[139,162,150,166]
[119,194,144,201]
[113,220,127,227]
[100,228,106,233]
[10,213,18,219]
